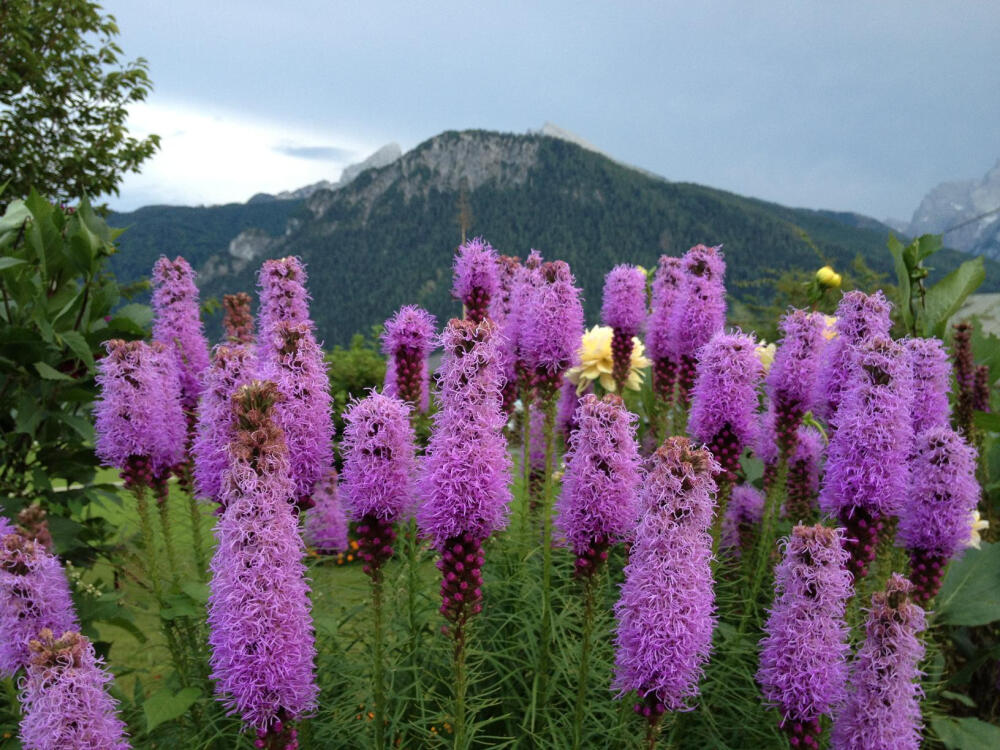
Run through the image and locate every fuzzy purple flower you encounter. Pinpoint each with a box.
[303,471,349,554]
[613,437,719,719]
[418,319,512,632]
[766,310,827,458]
[18,630,129,750]
[832,574,925,750]
[0,515,13,538]
[525,402,548,498]
[257,256,313,345]
[521,260,585,399]
[758,525,852,747]
[0,535,78,677]
[223,292,255,345]
[490,254,523,412]
[556,394,641,577]
[452,237,500,324]
[602,265,647,391]
[193,344,259,505]
[688,331,763,484]
[95,339,186,491]
[819,338,913,580]
[815,291,892,424]
[973,364,991,412]
[647,256,685,404]
[151,255,210,410]
[381,305,437,412]
[904,337,951,435]
[669,245,726,404]
[720,484,764,557]
[260,322,333,510]
[783,426,824,522]
[208,381,316,742]
[899,426,979,603]
[556,378,589,443]
[341,391,417,576]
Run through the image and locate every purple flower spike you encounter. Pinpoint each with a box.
[899,426,979,603]
[341,391,417,576]
[223,292,255,345]
[557,378,590,443]
[151,255,210,410]
[208,381,317,737]
[418,319,511,634]
[757,525,852,746]
[904,337,951,435]
[973,364,991,412]
[257,256,313,343]
[381,305,437,412]
[490,255,523,413]
[669,245,726,405]
[261,322,333,510]
[193,345,259,506]
[688,331,763,484]
[0,535,78,677]
[815,291,892,424]
[613,437,719,715]
[521,260,585,399]
[602,265,647,391]
[783,426,824,522]
[819,338,912,581]
[452,237,500,324]
[647,256,684,404]
[766,310,827,458]
[556,394,642,577]
[720,484,764,557]
[303,471,349,555]
[418,319,512,550]
[19,630,129,750]
[95,339,186,492]
[832,574,925,750]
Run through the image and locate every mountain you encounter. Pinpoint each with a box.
[892,160,1000,260]
[108,128,998,347]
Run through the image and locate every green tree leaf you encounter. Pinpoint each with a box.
[887,233,914,333]
[34,361,74,381]
[935,542,1000,626]
[931,716,1000,749]
[143,687,201,733]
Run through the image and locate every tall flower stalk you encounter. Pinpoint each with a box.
[453,237,500,323]
[951,321,976,437]
[647,255,684,415]
[613,438,719,748]
[832,574,926,750]
[303,471,349,555]
[555,393,641,750]
[340,391,417,750]
[904,337,951,435]
[757,525,852,748]
[381,305,437,412]
[207,381,316,749]
[601,265,647,392]
[222,292,255,344]
[418,319,511,748]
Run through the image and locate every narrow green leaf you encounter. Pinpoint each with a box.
[59,330,95,369]
[887,234,913,333]
[34,361,74,381]
[931,715,1000,749]
[143,687,201,733]
[0,257,26,271]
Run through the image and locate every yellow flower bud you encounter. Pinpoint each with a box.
[831,272,842,288]
[815,266,841,289]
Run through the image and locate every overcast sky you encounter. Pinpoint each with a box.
[104,1,1000,222]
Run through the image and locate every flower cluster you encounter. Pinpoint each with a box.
[565,325,650,394]
[832,574,925,750]
[208,381,317,740]
[688,331,763,483]
[898,426,979,602]
[951,321,976,436]
[303,471,349,554]
[904,337,951,435]
[613,437,719,718]
[0,534,78,677]
[647,255,685,403]
[257,256,313,343]
[223,292,255,344]
[757,525,851,746]
[669,245,726,403]
[452,237,500,323]
[520,261,585,398]
[602,265,647,390]
[381,305,437,411]
[555,394,641,576]
[720,484,764,558]
[19,629,130,750]
[783,427,823,522]
[765,310,827,458]
[151,255,211,410]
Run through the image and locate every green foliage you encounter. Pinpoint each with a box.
[0,193,149,561]
[888,233,986,338]
[326,329,387,438]
[935,543,1000,627]
[931,715,1000,749]
[0,0,159,202]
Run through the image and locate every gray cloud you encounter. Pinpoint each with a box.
[272,144,355,162]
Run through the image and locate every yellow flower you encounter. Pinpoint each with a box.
[756,341,777,373]
[565,325,650,393]
[967,510,989,550]
[816,266,841,289]
[822,315,838,341]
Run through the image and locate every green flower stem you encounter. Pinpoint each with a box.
[134,486,163,602]
[157,496,181,588]
[572,569,601,750]
[536,399,557,707]
[741,458,788,630]
[405,519,424,716]
[372,571,386,750]
[453,624,469,750]
[710,479,734,561]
